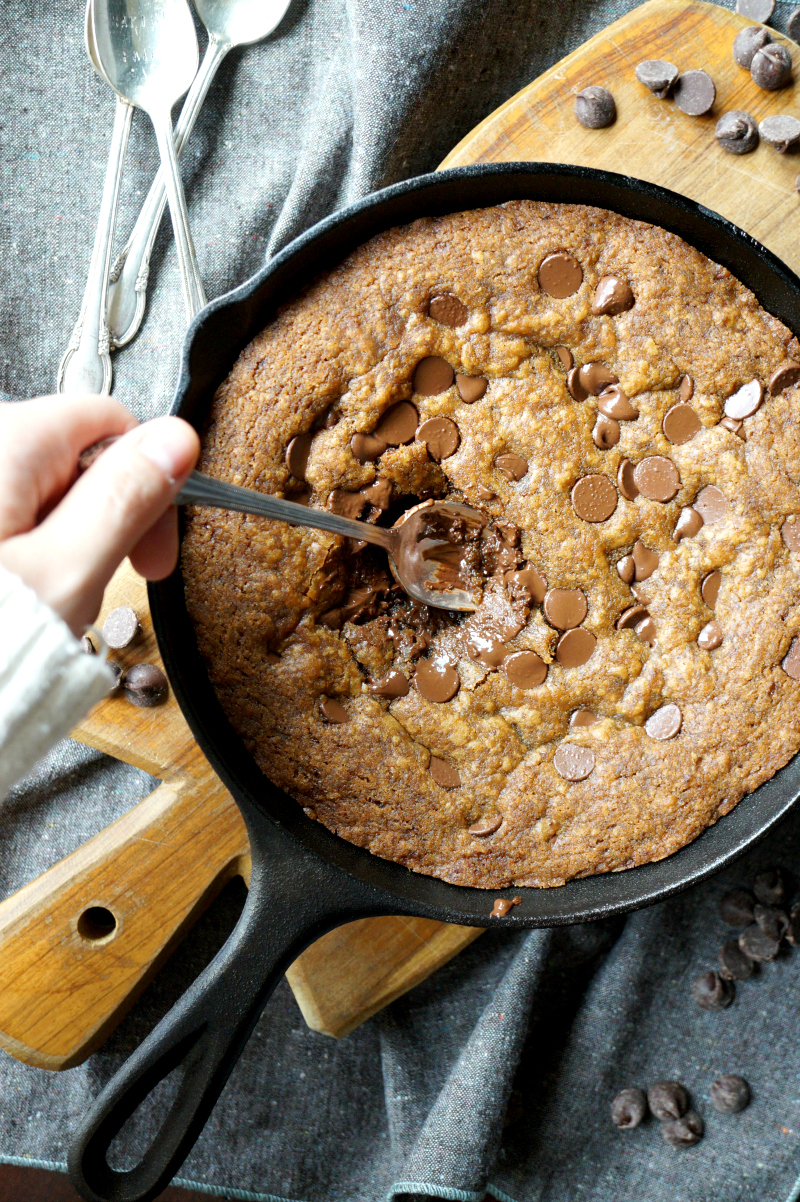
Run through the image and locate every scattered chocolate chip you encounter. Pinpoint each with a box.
[674,506,704,542]
[555,346,574,370]
[733,23,772,69]
[122,663,168,708]
[661,1111,704,1148]
[634,616,656,646]
[413,358,454,398]
[538,252,584,297]
[285,432,313,480]
[725,379,765,419]
[720,888,757,926]
[429,294,468,327]
[616,604,650,631]
[591,276,635,316]
[328,489,367,520]
[698,620,723,651]
[754,903,789,941]
[739,923,780,961]
[711,1074,750,1114]
[415,658,459,703]
[617,555,635,584]
[754,868,785,905]
[81,634,95,654]
[782,638,800,679]
[635,59,679,97]
[759,113,800,152]
[694,485,728,524]
[715,110,759,154]
[544,587,588,629]
[692,970,734,1009]
[633,456,681,502]
[751,42,792,89]
[579,362,619,395]
[375,400,419,444]
[105,661,122,695]
[648,1081,688,1121]
[574,86,616,129]
[415,416,460,461]
[102,606,140,650]
[632,540,659,580]
[456,373,488,403]
[719,939,754,981]
[571,473,618,522]
[769,361,800,394]
[701,570,722,609]
[617,459,639,500]
[351,432,387,462]
[556,627,596,667]
[674,69,716,116]
[680,375,695,402]
[554,743,596,781]
[645,703,682,740]
[430,757,460,788]
[495,453,528,481]
[611,1087,648,1129]
[593,414,620,449]
[789,5,800,41]
[663,403,702,444]
[469,814,503,837]
[505,565,547,604]
[369,669,410,699]
[598,386,639,421]
[737,0,774,19]
[566,366,589,402]
[490,896,521,918]
[503,649,548,689]
[570,709,600,728]
[720,415,745,439]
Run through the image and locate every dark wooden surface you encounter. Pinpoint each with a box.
[0,1164,207,1202]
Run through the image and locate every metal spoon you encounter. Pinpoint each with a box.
[57,3,133,394]
[106,0,294,348]
[91,0,207,323]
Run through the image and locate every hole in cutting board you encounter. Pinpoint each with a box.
[77,906,118,943]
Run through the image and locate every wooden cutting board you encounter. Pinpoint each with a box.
[2,0,799,1070]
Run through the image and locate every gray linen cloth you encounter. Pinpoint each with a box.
[3,0,800,1198]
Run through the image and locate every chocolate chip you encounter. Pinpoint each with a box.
[611,1087,648,1129]
[715,110,759,154]
[328,489,367,520]
[285,432,313,480]
[429,294,468,327]
[598,386,638,421]
[81,633,96,654]
[634,616,656,647]
[692,970,734,1009]
[351,432,387,463]
[571,474,618,522]
[720,888,757,926]
[106,661,123,695]
[544,587,588,629]
[782,637,800,679]
[711,1075,750,1114]
[495,453,528,481]
[415,658,459,702]
[369,669,410,699]
[663,403,702,444]
[122,663,168,708]
[754,903,789,941]
[720,415,745,439]
[739,923,780,961]
[616,604,650,631]
[570,709,600,728]
[430,757,460,788]
[415,416,460,461]
[413,357,454,398]
[632,540,659,581]
[725,379,764,420]
[701,570,721,609]
[719,939,754,981]
[503,649,548,689]
[633,456,680,502]
[759,113,800,152]
[635,59,679,97]
[648,1081,688,1121]
[645,703,682,740]
[456,373,488,403]
[631,583,651,605]
[694,485,728,523]
[789,5,800,42]
[538,252,584,297]
[375,401,419,444]
[661,1111,704,1148]
[674,506,704,542]
[360,478,392,509]
[554,743,595,781]
[505,565,547,604]
[754,867,785,905]
[556,628,596,667]
[566,366,588,402]
[737,0,774,19]
[102,605,140,650]
[490,896,521,918]
[469,814,503,837]
[769,361,800,394]
[320,696,349,723]
[698,620,723,651]
[555,346,574,370]
[733,23,772,69]
[476,485,497,502]
[593,414,620,449]
[674,69,716,115]
[579,362,619,395]
[679,375,695,402]
[574,86,616,129]
[617,459,639,500]
[591,276,634,316]
[617,555,635,584]
[751,42,792,89]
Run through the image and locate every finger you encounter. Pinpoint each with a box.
[128,505,179,580]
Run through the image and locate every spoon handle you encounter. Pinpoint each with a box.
[106,36,230,348]
[57,95,133,395]
[176,471,396,550]
[151,110,208,323]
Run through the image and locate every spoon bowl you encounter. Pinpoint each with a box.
[193,0,295,47]
[92,0,199,111]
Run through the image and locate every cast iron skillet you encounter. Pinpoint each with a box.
[69,163,800,1202]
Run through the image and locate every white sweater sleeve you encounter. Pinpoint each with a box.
[0,563,114,798]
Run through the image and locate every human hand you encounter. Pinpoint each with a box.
[0,395,200,635]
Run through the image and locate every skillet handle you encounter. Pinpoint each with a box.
[67,817,388,1202]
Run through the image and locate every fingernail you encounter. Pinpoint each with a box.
[137,418,195,486]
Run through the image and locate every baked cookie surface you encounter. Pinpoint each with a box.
[182,200,800,889]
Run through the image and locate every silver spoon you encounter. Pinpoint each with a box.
[57,3,133,394]
[91,0,208,323]
[106,0,294,348]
